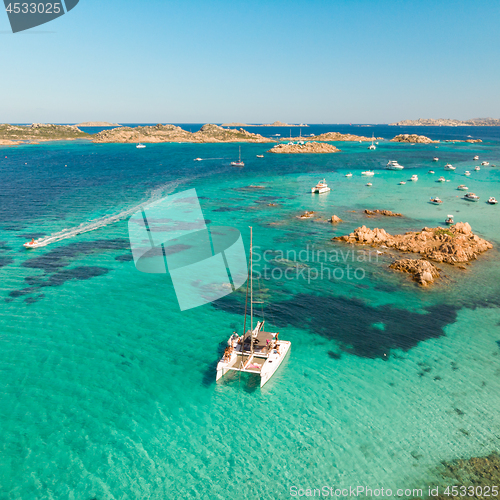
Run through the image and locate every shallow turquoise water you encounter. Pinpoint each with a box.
[1,135,500,499]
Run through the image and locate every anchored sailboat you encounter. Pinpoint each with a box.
[216,227,291,387]
[231,146,245,167]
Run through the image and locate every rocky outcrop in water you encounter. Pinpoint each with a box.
[389,258,440,286]
[330,215,343,223]
[364,209,402,217]
[288,132,382,142]
[333,222,492,264]
[268,142,340,154]
[92,123,273,143]
[391,134,438,143]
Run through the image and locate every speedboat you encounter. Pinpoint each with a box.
[481,161,489,166]
[464,192,480,202]
[428,170,435,174]
[216,228,291,387]
[465,171,471,176]
[23,238,43,249]
[445,215,454,225]
[136,143,146,149]
[256,155,264,158]
[386,160,404,170]
[410,174,418,181]
[345,173,352,177]
[366,182,373,186]
[475,166,480,171]
[361,170,375,176]
[231,146,245,167]
[430,197,443,205]
[438,176,446,182]
[457,185,468,191]
[488,197,498,204]
[473,155,479,160]
[433,157,439,161]
[399,181,406,185]
[444,164,456,171]
[311,179,331,194]
[194,158,203,161]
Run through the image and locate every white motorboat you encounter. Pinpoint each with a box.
[256,155,264,158]
[488,197,498,205]
[345,173,352,177]
[481,161,489,166]
[23,238,43,249]
[430,197,443,205]
[473,156,479,160]
[465,171,471,176]
[386,160,404,170]
[366,182,372,186]
[399,181,406,185]
[361,170,375,176]
[438,176,446,182]
[194,158,203,161]
[410,174,418,181]
[444,164,456,171]
[433,157,439,161]
[445,215,454,225]
[428,170,435,174]
[136,143,146,149]
[231,146,245,167]
[216,228,291,387]
[457,185,468,191]
[464,192,480,202]
[311,179,331,194]
[475,166,480,171]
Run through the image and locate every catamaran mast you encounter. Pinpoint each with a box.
[250,226,254,354]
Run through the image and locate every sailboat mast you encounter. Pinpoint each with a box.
[239,146,241,162]
[250,226,254,354]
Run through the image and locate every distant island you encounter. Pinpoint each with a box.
[0,123,89,145]
[389,117,500,126]
[76,121,120,127]
[221,121,308,127]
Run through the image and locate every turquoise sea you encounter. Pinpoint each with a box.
[1,126,500,499]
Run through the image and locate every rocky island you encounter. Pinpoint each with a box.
[390,134,438,144]
[0,123,89,145]
[287,132,383,142]
[221,121,307,127]
[389,117,500,126]
[92,123,273,143]
[333,222,492,285]
[267,142,340,154]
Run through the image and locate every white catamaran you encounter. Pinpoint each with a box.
[216,228,291,387]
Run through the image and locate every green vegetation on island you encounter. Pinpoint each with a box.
[0,123,89,145]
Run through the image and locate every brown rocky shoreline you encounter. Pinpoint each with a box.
[268,142,340,154]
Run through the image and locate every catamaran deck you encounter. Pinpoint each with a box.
[236,329,277,356]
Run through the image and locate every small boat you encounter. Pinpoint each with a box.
[473,156,479,160]
[433,157,439,161]
[311,179,331,194]
[410,174,418,181]
[445,215,454,225]
[345,173,352,177]
[438,176,446,182]
[231,146,245,167]
[194,158,203,161]
[444,164,456,171]
[474,166,480,171]
[464,192,480,202]
[386,160,404,170]
[457,185,468,191]
[366,182,373,186]
[136,143,146,149]
[428,170,435,174]
[481,161,489,166]
[488,197,498,205]
[361,170,375,176]
[465,171,471,176]
[399,181,406,185]
[368,135,376,150]
[256,155,264,158]
[430,197,443,205]
[216,228,291,387]
[23,238,41,249]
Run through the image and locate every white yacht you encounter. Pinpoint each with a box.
[464,192,480,202]
[311,179,331,194]
[444,164,456,171]
[430,197,443,205]
[361,170,375,176]
[475,166,480,171]
[410,174,418,181]
[488,197,498,205]
[457,185,468,191]
[231,146,245,167]
[438,176,446,182]
[433,157,439,161]
[136,143,146,149]
[465,171,471,176]
[216,228,291,387]
[386,160,404,170]
[399,181,406,185]
[256,155,264,158]
[473,156,479,160]
[445,215,454,225]
[345,173,352,177]
[428,170,435,174]
[481,161,489,166]
[194,158,203,161]
[366,182,373,186]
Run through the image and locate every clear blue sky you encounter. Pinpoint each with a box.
[1,0,499,123]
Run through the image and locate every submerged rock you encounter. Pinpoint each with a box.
[364,209,403,217]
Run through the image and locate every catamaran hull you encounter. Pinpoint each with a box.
[259,341,291,387]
